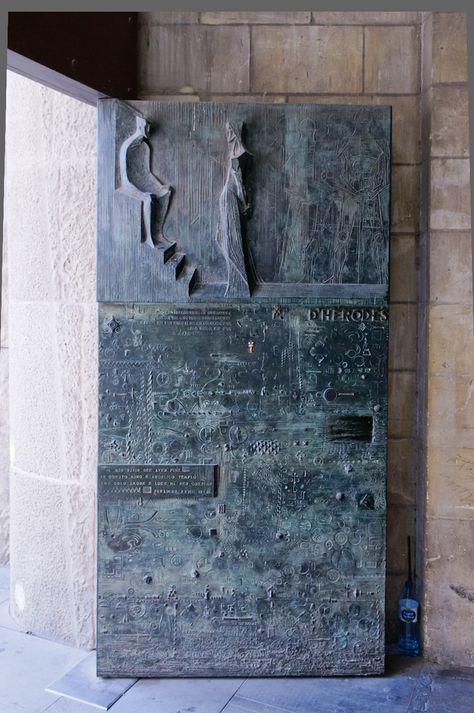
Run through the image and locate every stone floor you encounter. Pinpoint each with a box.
[0,568,473,713]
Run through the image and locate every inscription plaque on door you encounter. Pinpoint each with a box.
[97,101,390,677]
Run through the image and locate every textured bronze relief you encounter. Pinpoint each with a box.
[97,100,390,677]
[216,122,253,297]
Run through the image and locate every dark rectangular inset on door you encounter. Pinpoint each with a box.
[326,415,373,442]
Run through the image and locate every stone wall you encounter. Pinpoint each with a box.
[2,11,471,661]
[4,72,97,647]
[138,9,422,642]
[0,182,8,565]
[420,13,473,666]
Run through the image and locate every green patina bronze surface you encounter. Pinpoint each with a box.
[97,301,388,676]
[97,101,390,677]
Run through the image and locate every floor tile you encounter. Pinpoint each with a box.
[0,566,10,590]
[222,700,296,713]
[39,699,98,713]
[110,677,245,713]
[0,702,28,713]
[0,599,27,633]
[46,652,137,710]
[0,626,87,713]
[407,671,474,713]
[235,674,415,713]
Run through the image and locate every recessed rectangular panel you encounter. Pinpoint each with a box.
[97,301,388,677]
[99,464,217,500]
[326,416,374,442]
[97,100,390,302]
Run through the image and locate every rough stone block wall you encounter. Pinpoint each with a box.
[137,10,422,643]
[4,73,97,648]
[420,13,473,667]
[0,202,8,565]
[1,11,470,661]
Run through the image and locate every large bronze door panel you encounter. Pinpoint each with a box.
[96,102,390,676]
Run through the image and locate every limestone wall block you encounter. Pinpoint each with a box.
[392,166,420,232]
[55,303,98,484]
[364,26,420,94]
[429,232,473,305]
[421,13,433,93]
[9,469,95,647]
[9,469,76,643]
[431,13,468,84]
[1,224,8,348]
[47,89,97,166]
[426,447,474,519]
[423,517,474,666]
[427,375,474,449]
[430,159,471,230]
[386,504,416,576]
[63,482,96,648]
[138,25,250,95]
[389,235,417,303]
[288,95,372,104]
[48,161,97,304]
[312,12,421,25]
[9,301,65,481]
[201,12,311,24]
[137,93,201,101]
[139,12,199,25]
[0,348,9,565]
[251,26,363,94]
[387,438,417,506]
[5,167,61,303]
[9,301,97,484]
[428,304,474,375]
[389,303,417,371]
[388,371,417,439]
[5,74,50,170]
[207,94,287,103]
[373,95,421,165]
[431,86,469,158]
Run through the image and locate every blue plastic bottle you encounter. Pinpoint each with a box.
[397,580,420,656]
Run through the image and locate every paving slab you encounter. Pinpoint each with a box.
[223,701,302,713]
[109,677,245,713]
[234,674,415,713]
[407,670,474,713]
[0,565,9,604]
[0,565,10,590]
[0,599,27,633]
[40,699,101,713]
[0,626,87,713]
[46,652,137,710]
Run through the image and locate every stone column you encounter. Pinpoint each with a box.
[5,71,97,647]
[420,13,473,666]
[0,209,8,565]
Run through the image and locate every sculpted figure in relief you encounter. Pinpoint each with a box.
[118,115,172,248]
[217,122,253,297]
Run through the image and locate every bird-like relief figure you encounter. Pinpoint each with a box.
[118,114,172,248]
[216,122,253,298]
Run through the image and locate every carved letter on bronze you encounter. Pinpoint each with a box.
[97,101,391,678]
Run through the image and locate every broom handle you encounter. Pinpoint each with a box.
[407,535,412,584]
